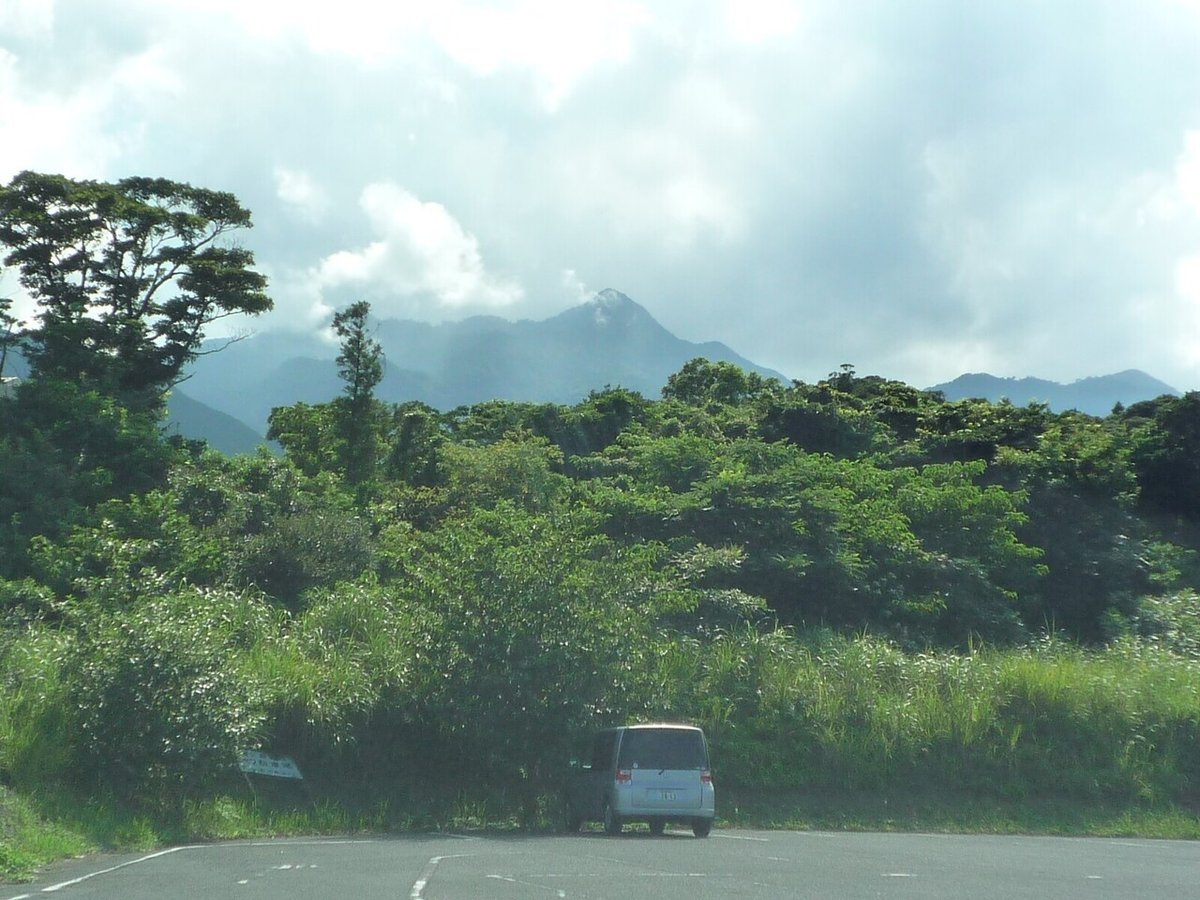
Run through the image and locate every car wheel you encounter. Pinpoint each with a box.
[603,800,622,835]
[649,818,666,836]
[692,818,712,838]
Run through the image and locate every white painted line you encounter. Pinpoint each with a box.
[487,874,566,897]
[6,837,376,898]
[882,873,918,878]
[41,845,198,892]
[410,854,472,899]
[712,832,769,842]
[243,839,375,847]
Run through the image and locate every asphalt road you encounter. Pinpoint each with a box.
[4,829,1198,899]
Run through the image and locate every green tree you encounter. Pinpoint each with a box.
[381,504,675,819]
[383,401,445,487]
[0,171,271,413]
[662,358,778,407]
[0,379,177,578]
[442,430,568,514]
[1131,392,1200,519]
[332,301,384,485]
[0,292,21,381]
[267,402,342,477]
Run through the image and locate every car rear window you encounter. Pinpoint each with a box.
[617,729,707,770]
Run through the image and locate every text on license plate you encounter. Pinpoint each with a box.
[659,791,677,801]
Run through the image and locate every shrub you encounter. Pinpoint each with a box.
[63,588,274,807]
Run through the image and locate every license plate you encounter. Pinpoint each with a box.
[660,791,677,801]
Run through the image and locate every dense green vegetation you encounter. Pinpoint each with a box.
[3,173,1200,879]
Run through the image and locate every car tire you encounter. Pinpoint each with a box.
[603,800,622,835]
[692,818,712,838]
[649,818,666,836]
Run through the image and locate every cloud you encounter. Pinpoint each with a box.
[1178,131,1200,214]
[6,0,1200,391]
[307,182,523,318]
[0,0,54,39]
[428,0,649,110]
[273,168,328,223]
[724,0,802,44]
[185,0,649,109]
[561,269,592,304]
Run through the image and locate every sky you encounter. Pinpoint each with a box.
[2,0,1200,390]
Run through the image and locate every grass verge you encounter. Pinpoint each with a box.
[720,786,1200,839]
[4,783,1198,884]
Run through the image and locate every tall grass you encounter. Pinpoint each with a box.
[670,628,1200,805]
[4,599,1200,881]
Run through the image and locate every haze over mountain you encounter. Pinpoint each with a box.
[179,289,786,437]
[928,370,1180,416]
[4,288,1187,455]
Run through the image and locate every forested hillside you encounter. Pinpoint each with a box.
[2,174,1199,863]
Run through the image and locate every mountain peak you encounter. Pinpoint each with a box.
[583,288,649,328]
[594,287,634,307]
[928,369,1179,416]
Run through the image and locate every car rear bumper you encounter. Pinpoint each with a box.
[612,785,716,819]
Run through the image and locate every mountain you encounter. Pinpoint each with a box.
[180,289,789,435]
[928,370,1180,416]
[163,390,268,456]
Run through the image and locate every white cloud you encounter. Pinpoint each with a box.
[0,49,117,180]
[0,35,181,182]
[189,0,648,109]
[1178,130,1200,214]
[8,1,1200,391]
[561,268,592,304]
[273,168,327,223]
[313,182,523,311]
[724,0,802,44]
[428,0,649,110]
[0,0,54,39]
[1178,255,1200,302]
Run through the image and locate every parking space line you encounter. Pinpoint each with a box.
[410,854,472,899]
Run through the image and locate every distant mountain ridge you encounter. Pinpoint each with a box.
[164,391,267,456]
[179,289,788,438]
[928,370,1180,415]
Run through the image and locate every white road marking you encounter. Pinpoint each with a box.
[244,839,375,847]
[3,838,375,899]
[712,832,769,842]
[487,874,567,896]
[410,854,472,899]
[882,873,917,878]
[41,845,197,893]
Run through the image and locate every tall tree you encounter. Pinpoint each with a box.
[0,292,19,381]
[0,171,271,413]
[332,300,384,485]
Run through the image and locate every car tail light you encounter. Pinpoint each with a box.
[615,769,632,785]
[700,770,713,785]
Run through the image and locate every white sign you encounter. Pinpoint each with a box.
[239,750,304,780]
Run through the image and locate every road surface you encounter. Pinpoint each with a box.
[4,828,1197,899]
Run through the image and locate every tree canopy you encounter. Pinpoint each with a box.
[4,171,1200,828]
[0,171,271,412]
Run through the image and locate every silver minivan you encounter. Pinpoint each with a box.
[565,723,716,837]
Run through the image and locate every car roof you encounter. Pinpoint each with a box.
[623,723,702,732]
